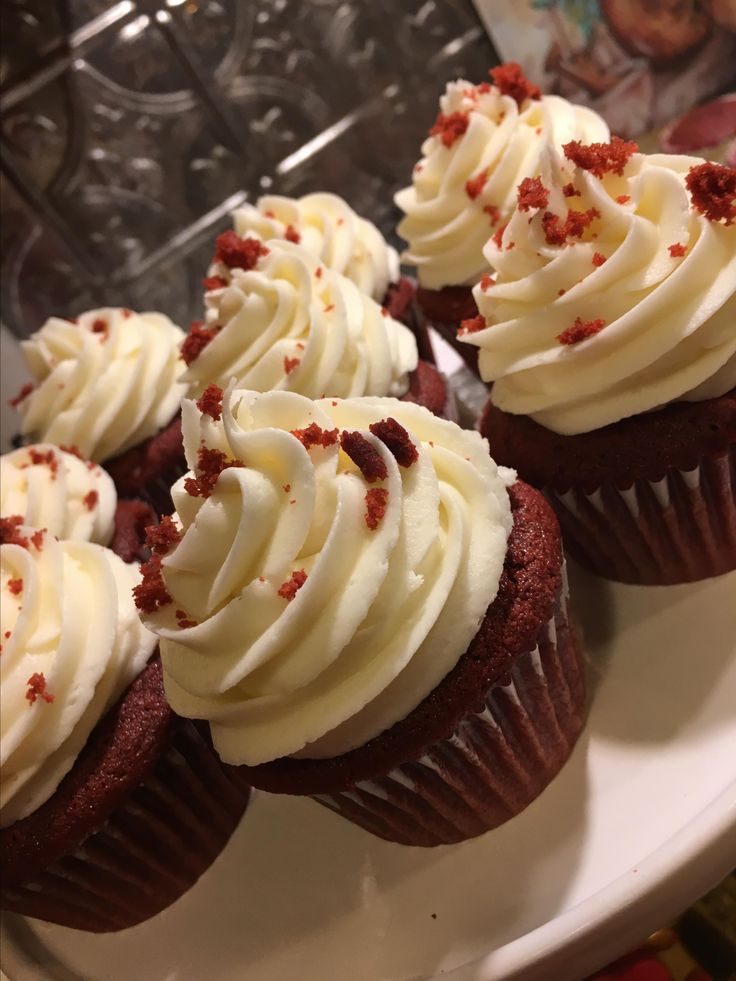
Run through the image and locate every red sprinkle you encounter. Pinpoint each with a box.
[364,488,389,530]
[83,490,98,511]
[686,162,736,224]
[557,317,606,345]
[616,194,631,204]
[480,274,495,290]
[7,578,23,595]
[563,183,580,198]
[284,356,301,375]
[668,242,687,257]
[465,170,488,200]
[9,383,34,409]
[203,275,227,290]
[290,423,339,449]
[492,221,509,248]
[429,111,469,148]
[278,569,308,601]
[518,176,549,211]
[184,446,244,499]
[340,431,389,482]
[541,208,600,246]
[133,553,172,613]
[489,63,541,107]
[458,314,486,335]
[563,135,638,178]
[592,252,607,266]
[284,224,301,243]
[197,383,224,420]
[145,515,181,555]
[180,322,220,365]
[214,231,269,270]
[369,418,418,468]
[26,673,54,705]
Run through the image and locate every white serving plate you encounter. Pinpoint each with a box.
[2,332,735,981]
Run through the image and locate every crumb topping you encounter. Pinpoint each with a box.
[563,183,580,198]
[483,204,501,226]
[30,529,45,550]
[458,314,486,336]
[175,610,198,629]
[8,383,34,409]
[278,568,308,601]
[557,317,606,345]
[489,63,541,107]
[180,321,221,365]
[668,242,687,257]
[196,383,224,421]
[184,446,244,499]
[202,275,227,291]
[685,162,736,224]
[284,224,301,243]
[340,431,389,482]
[592,252,606,266]
[364,488,389,530]
[616,194,631,204]
[465,171,488,200]
[91,318,108,340]
[429,111,469,148]
[133,553,172,613]
[26,673,54,705]
[492,221,508,248]
[145,515,181,555]
[214,231,269,270]
[25,448,58,477]
[517,176,549,211]
[290,423,339,449]
[284,356,301,375]
[7,578,23,595]
[83,490,98,511]
[541,207,600,246]
[1,515,26,547]
[369,418,418,468]
[480,274,495,290]
[563,136,638,178]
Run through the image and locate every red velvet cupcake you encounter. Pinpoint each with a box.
[137,389,585,846]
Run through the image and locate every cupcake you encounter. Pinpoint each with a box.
[184,235,451,418]
[0,517,251,931]
[394,62,609,370]
[461,143,736,584]
[10,308,188,515]
[0,443,155,563]
[229,191,425,349]
[135,386,585,846]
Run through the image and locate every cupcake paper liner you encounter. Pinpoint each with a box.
[313,568,585,847]
[1,719,252,932]
[547,448,736,585]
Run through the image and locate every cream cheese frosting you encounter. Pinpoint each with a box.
[15,308,187,463]
[395,77,609,290]
[1,445,117,546]
[137,387,514,766]
[230,192,400,301]
[0,523,157,826]
[184,238,417,400]
[461,148,736,435]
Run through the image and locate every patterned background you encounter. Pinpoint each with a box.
[0,0,498,338]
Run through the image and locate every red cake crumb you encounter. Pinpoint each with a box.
[278,569,308,601]
[506,239,516,250]
[282,483,291,493]
[616,194,631,204]
[542,207,600,246]
[558,289,566,296]
[197,383,224,420]
[685,162,736,224]
[369,418,418,468]
[557,317,606,345]
[284,224,301,243]
[290,423,339,449]
[59,445,83,460]
[284,356,301,375]
[26,448,58,477]
[203,275,227,290]
[91,318,108,339]
[30,529,45,550]
[315,267,323,279]
[133,553,172,613]
[364,488,389,530]
[175,610,198,629]
[517,176,549,211]
[180,322,220,365]
[429,111,469,148]
[145,515,181,555]
[83,490,98,511]
[489,63,541,107]
[340,431,389,482]
[0,516,27,547]
[7,578,23,595]
[458,315,486,336]
[563,183,580,198]
[323,304,335,313]
[214,231,269,270]
[492,221,508,248]
[184,446,244,499]
[465,171,488,200]
[563,136,638,178]
[380,307,389,317]
[8,383,34,409]
[26,673,54,705]
[668,242,687,257]
[483,204,501,225]
[592,252,607,266]
[480,274,495,290]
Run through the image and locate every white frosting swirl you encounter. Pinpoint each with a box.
[16,308,187,463]
[1,527,157,826]
[1,445,117,545]
[463,150,736,434]
[186,240,417,400]
[395,80,610,289]
[141,388,513,765]
[231,192,400,301]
